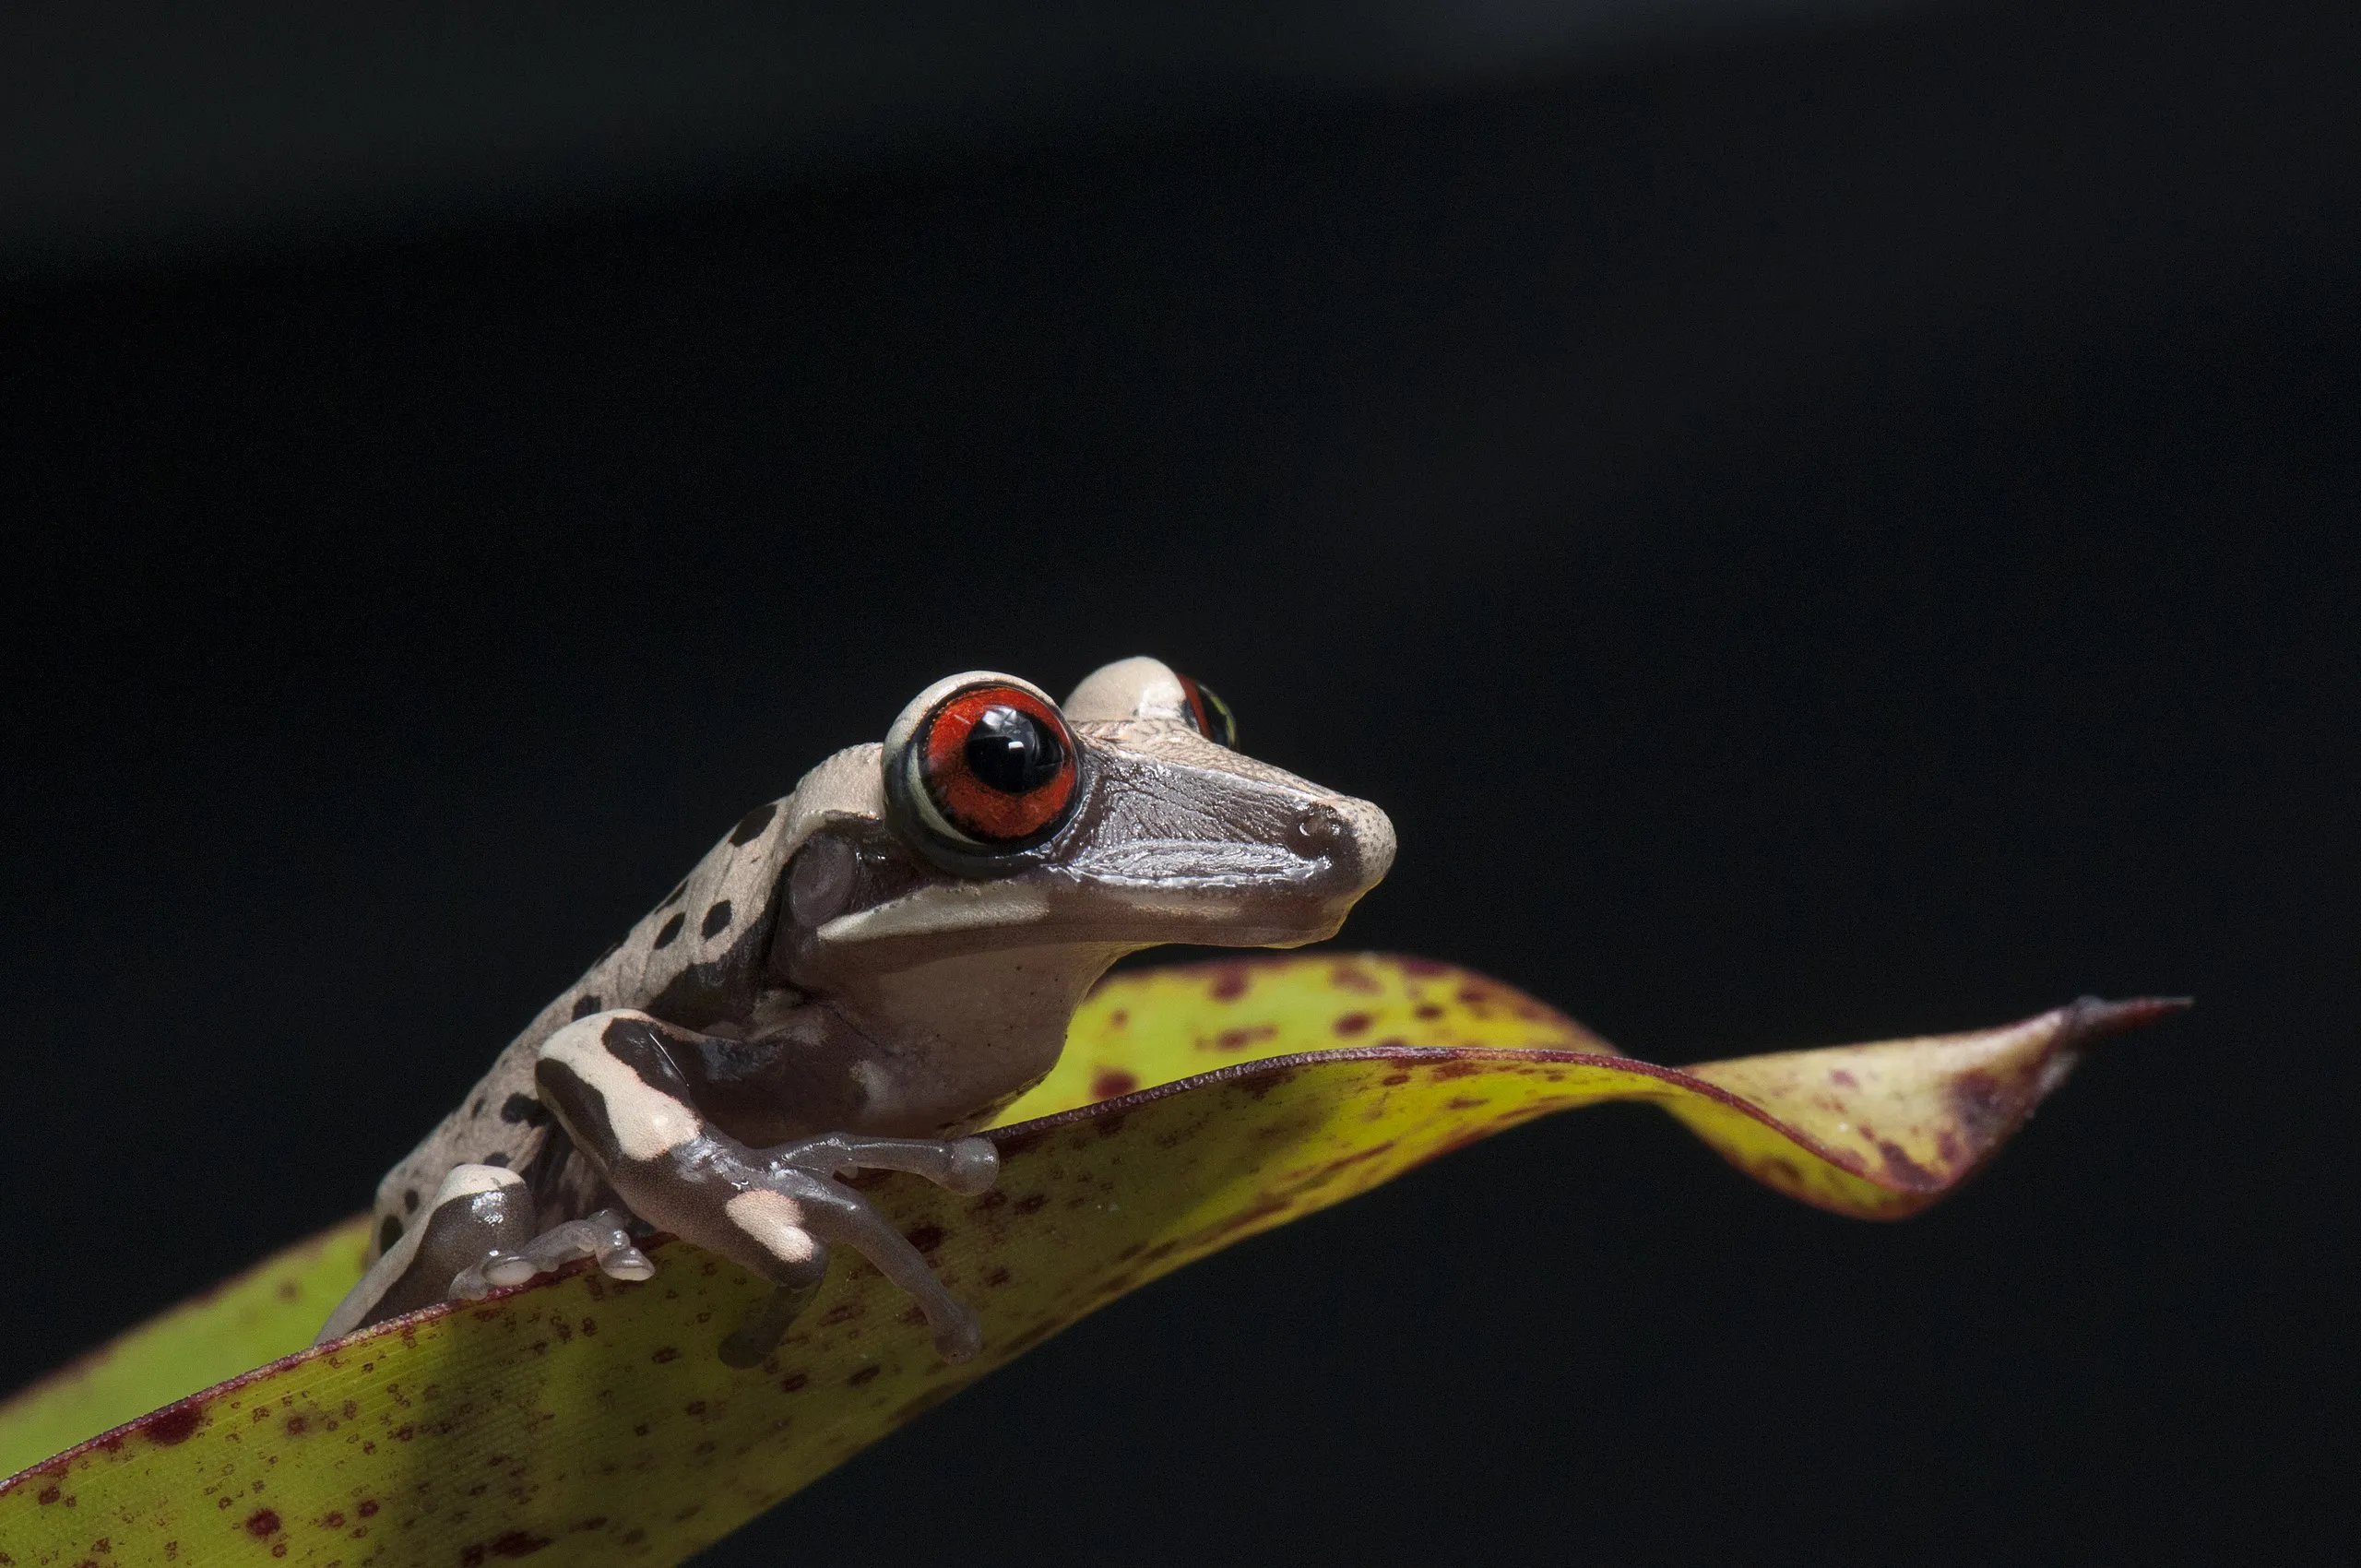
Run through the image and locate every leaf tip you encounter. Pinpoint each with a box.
[2058,994,2192,1046]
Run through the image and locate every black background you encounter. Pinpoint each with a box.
[3,1,2355,1562]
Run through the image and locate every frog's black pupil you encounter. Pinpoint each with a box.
[964,705,1064,794]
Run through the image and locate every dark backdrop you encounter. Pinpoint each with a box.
[3,1,2353,1562]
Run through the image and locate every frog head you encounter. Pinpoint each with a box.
[770,657,1394,1079]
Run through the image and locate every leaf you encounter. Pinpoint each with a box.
[0,956,2177,1565]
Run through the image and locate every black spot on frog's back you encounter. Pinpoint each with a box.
[730,802,777,846]
[702,899,733,938]
[378,1215,404,1252]
[654,912,686,948]
[500,1093,551,1127]
[572,993,604,1020]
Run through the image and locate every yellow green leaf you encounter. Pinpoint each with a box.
[0,956,2177,1565]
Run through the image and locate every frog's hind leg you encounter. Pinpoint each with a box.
[315,1164,539,1343]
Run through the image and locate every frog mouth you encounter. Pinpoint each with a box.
[812,847,1378,953]
[813,790,1394,952]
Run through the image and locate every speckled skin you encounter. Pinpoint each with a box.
[324,658,1394,1358]
[365,756,844,1259]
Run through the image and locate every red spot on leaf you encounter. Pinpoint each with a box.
[1307,1141,1397,1182]
[905,1224,946,1254]
[1380,1072,1412,1086]
[1333,1012,1373,1037]
[1430,1061,1483,1080]
[357,1501,380,1517]
[1014,1193,1048,1215]
[1109,1009,1129,1028]
[1330,964,1382,993]
[283,1414,307,1435]
[1946,1070,2013,1145]
[1414,1004,1445,1020]
[1829,1069,1859,1087]
[1237,1066,1297,1099]
[650,1347,680,1363]
[1091,1070,1139,1100]
[779,1372,809,1393]
[244,1509,282,1538]
[1878,1140,1937,1188]
[847,1366,882,1386]
[35,1486,58,1505]
[488,1530,552,1557]
[1208,968,1250,1001]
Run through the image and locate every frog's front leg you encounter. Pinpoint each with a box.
[535,1010,1001,1361]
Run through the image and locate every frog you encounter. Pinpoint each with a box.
[316,657,1394,1364]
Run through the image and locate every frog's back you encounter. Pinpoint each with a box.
[364,747,881,1259]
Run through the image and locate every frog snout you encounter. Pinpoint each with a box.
[1291,794,1395,894]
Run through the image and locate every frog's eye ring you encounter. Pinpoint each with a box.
[884,672,1084,874]
[1177,673,1239,749]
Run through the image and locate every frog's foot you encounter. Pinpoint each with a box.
[450,1206,654,1300]
[538,1010,1003,1361]
[316,1164,539,1343]
[741,1133,1001,1361]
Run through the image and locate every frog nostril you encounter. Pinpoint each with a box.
[1286,804,1347,860]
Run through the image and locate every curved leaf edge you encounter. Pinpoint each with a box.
[1004,986,2187,1206]
[0,991,2182,1496]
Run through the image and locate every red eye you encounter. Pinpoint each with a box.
[916,683,1079,848]
[1177,674,1239,749]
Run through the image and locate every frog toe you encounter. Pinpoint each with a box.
[938,1136,999,1195]
[456,1206,651,1297]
